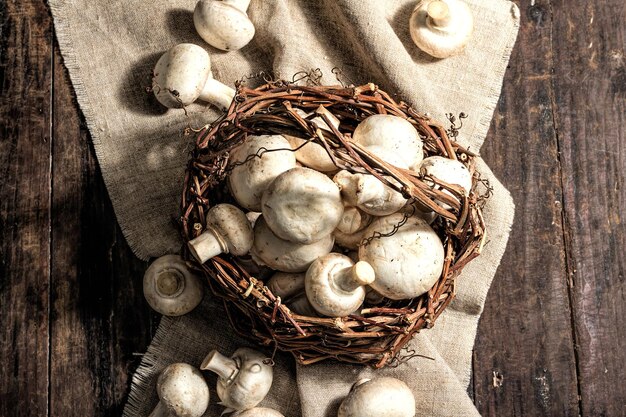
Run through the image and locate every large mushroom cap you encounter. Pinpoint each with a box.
[418,155,473,197]
[262,167,344,243]
[228,135,296,211]
[194,0,255,51]
[409,0,474,59]
[206,203,254,255]
[157,363,210,417]
[358,213,445,300]
[338,377,415,417]
[152,44,211,108]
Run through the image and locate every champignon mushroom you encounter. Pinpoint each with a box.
[194,0,255,51]
[409,0,474,59]
[267,271,306,301]
[262,167,344,244]
[337,377,416,417]
[150,363,210,417]
[236,408,285,417]
[352,114,424,170]
[287,293,320,317]
[336,206,373,235]
[251,216,334,272]
[305,253,375,317]
[188,204,254,264]
[152,43,235,110]
[228,135,297,211]
[201,348,273,411]
[418,155,473,205]
[143,255,204,316]
[333,225,371,251]
[333,170,407,216]
[358,213,444,300]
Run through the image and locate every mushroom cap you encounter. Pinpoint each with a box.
[228,135,296,211]
[284,135,338,173]
[267,271,306,300]
[337,377,415,417]
[336,206,372,235]
[333,170,407,216]
[333,224,370,250]
[157,363,210,417]
[216,348,273,410]
[143,254,204,316]
[152,44,211,108]
[262,167,344,243]
[236,408,285,417]
[305,253,374,317]
[418,155,473,197]
[194,0,255,51]
[352,115,423,169]
[207,204,254,256]
[409,0,474,59]
[358,213,444,300]
[251,216,334,272]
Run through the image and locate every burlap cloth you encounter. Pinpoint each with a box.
[50,0,519,415]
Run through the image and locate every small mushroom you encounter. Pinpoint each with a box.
[333,225,371,251]
[152,43,235,110]
[229,135,297,211]
[418,155,473,204]
[305,253,375,317]
[359,213,444,300]
[337,377,415,417]
[201,348,273,411]
[262,167,344,243]
[287,293,320,317]
[251,216,334,272]
[188,204,254,264]
[194,0,255,51]
[267,271,305,301]
[143,255,204,316]
[236,408,285,417]
[409,0,474,59]
[333,170,407,216]
[149,363,210,417]
[336,206,373,235]
[352,114,424,170]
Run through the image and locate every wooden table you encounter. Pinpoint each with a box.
[1,0,624,415]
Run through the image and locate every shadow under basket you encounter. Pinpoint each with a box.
[181,81,488,368]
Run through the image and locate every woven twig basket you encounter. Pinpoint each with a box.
[181,80,487,368]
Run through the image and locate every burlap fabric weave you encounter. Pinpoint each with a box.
[49,0,520,415]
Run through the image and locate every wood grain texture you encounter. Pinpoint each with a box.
[0,0,52,416]
[550,1,626,415]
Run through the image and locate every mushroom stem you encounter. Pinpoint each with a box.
[155,270,185,298]
[199,78,236,110]
[188,229,226,264]
[148,402,168,417]
[201,350,239,382]
[427,1,451,26]
[334,261,375,293]
[224,0,251,12]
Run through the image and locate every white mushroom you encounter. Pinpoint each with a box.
[358,213,444,300]
[336,206,372,235]
[409,0,474,59]
[251,216,334,272]
[194,0,255,51]
[333,225,371,251]
[337,377,416,417]
[267,271,305,301]
[188,204,253,264]
[152,43,235,110]
[201,348,273,411]
[352,114,424,169]
[287,293,320,317]
[262,167,344,243]
[418,155,473,204]
[150,363,210,417]
[143,255,204,316]
[236,408,285,417]
[305,253,375,317]
[333,170,407,216]
[229,135,296,211]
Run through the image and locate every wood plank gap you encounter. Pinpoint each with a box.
[46,29,55,417]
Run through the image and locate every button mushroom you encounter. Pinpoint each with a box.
[418,155,473,204]
[262,167,344,244]
[236,407,285,417]
[143,255,204,316]
[150,363,210,417]
[352,114,424,170]
[251,216,334,272]
[409,0,474,59]
[188,204,254,264]
[152,43,235,110]
[333,225,371,251]
[337,377,416,417]
[201,348,273,411]
[333,170,407,217]
[267,271,306,301]
[228,135,297,211]
[358,213,445,300]
[305,253,375,317]
[194,0,255,51]
[336,206,373,235]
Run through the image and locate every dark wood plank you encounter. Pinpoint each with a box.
[473,1,581,416]
[0,0,52,416]
[48,43,153,415]
[550,1,626,415]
